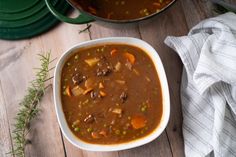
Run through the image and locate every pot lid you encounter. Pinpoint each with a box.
[0,0,70,40]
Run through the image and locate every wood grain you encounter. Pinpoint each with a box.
[25,87,65,157]
[138,0,187,156]
[0,80,13,157]
[118,134,172,157]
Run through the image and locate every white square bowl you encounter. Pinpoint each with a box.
[53,37,170,151]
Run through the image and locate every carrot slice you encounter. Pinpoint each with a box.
[99,91,106,97]
[65,86,72,97]
[99,82,104,89]
[110,49,118,56]
[99,130,107,137]
[131,115,147,129]
[83,88,93,95]
[124,52,135,64]
[153,2,161,7]
[91,132,100,139]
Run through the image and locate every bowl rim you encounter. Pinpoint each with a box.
[53,37,170,151]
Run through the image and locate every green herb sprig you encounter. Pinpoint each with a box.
[10,53,53,157]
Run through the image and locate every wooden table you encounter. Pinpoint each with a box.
[0,0,232,156]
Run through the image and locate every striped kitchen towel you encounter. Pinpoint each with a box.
[165,12,236,157]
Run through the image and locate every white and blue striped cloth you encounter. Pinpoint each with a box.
[165,12,236,157]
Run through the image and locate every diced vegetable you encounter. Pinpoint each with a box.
[124,52,135,64]
[74,55,79,60]
[85,78,95,89]
[99,82,104,89]
[83,88,93,95]
[133,69,140,75]
[99,130,107,137]
[91,132,100,139]
[84,114,95,123]
[82,99,89,105]
[65,86,72,97]
[112,108,122,114]
[122,130,127,135]
[153,2,161,7]
[99,91,106,97]
[71,86,84,96]
[115,129,121,135]
[131,115,147,129]
[110,49,117,56]
[145,76,151,82]
[115,80,125,84]
[72,120,80,127]
[74,127,80,132]
[114,62,121,72]
[141,105,147,112]
[125,61,132,70]
[87,128,93,133]
[85,58,100,67]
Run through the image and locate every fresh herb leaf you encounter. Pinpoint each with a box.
[9,53,53,157]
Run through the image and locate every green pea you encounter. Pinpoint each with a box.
[87,128,93,133]
[122,131,127,135]
[115,130,120,135]
[74,127,80,132]
[74,55,79,59]
[141,106,147,112]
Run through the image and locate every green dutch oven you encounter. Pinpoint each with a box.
[45,0,176,24]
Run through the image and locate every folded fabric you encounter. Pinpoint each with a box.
[165,12,236,157]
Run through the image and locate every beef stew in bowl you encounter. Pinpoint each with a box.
[54,37,170,151]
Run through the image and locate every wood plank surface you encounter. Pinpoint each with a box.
[1,0,235,157]
[0,80,13,157]
[138,1,187,156]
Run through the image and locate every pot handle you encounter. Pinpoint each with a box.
[45,0,94,24]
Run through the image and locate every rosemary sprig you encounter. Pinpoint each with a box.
[10,53,52,157]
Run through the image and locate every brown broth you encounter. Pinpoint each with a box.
[61,44,163,144]
[70,0,174,20]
